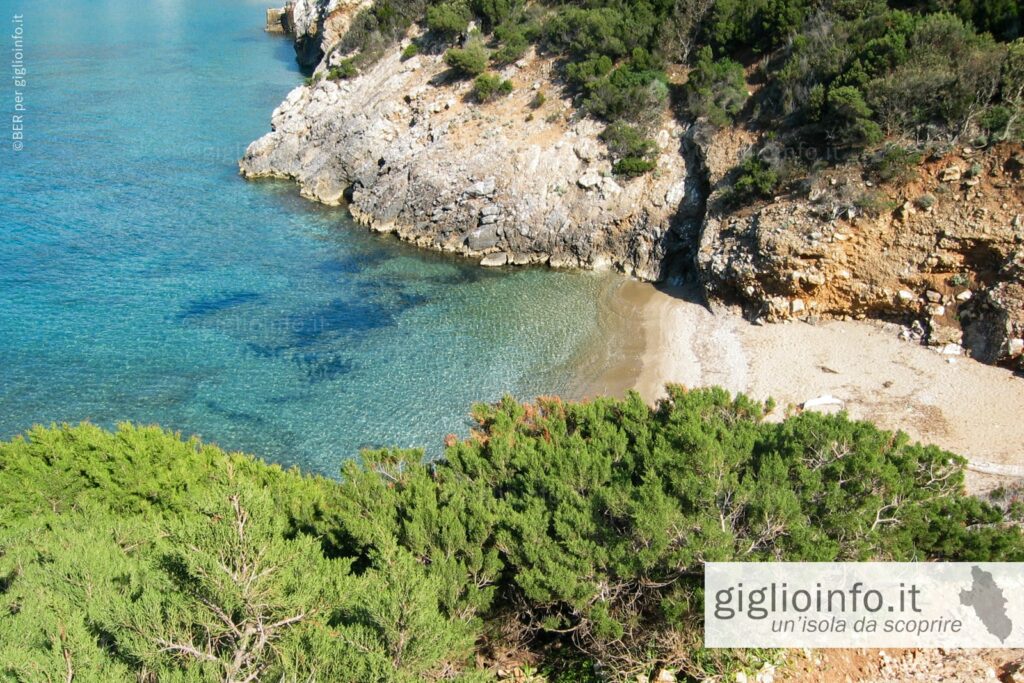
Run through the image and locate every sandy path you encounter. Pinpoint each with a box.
[581,279,1024,492]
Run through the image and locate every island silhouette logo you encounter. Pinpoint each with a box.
[959,565,1014,643]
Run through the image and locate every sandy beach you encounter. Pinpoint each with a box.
[576,278,1024,492]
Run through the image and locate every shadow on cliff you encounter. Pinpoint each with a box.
[653,119,714,313]
[654,280,715,314]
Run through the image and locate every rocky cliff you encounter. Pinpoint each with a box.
[244,16,1023,370]
[241,41,699,280]
[694,130,1024,369]
[287,0,373,68]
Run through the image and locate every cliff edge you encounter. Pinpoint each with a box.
[242,36,700,279]
[245,6,1023,370]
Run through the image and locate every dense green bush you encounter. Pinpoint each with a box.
[580,50,670,127]
[445,40,491,76]
[0,424,479,682]
[600,121,659,175]
[326,57,359,80]
[4,389,1023,680]
[471,0,525,30]
[727,155,781,203]
[865,143,922,184]
[491,29,529,65]
[542,6,634,59]
[427,1,472,38]
[401,42,420,60]
[684,46,748,126]
[702,0,811,54]
[600,120,655,157]
[776,9,1011,147]
[999,38,1024,139]
[611,156,658,175]
[336,0,430,63]
[473,72,514,101]
[827,85,884,147]
[326,0,1019,189]
[923,0,1024,40]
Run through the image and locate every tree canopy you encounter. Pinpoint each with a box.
[331,0,1022,183]
[3,388,1023,681]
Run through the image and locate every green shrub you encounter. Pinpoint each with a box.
[728,155,780,203]
[444,40,490,76]
[612,156,657,175]
[327,58,359,80]
[3,389,1023,680]
[702,0,812,54]
[865,13,1005,136]
[942,0,1023,41]
[770,6,1013,156]
[473,72,514,101]
[600,122,659,176]
[0,424,477,682]
[980,105,1012,137]
[1002,39,1024,132]
[529,90,546,109]
[426,1,472,39]
[471,0,524,30]
[827,85,883,147]
[866,144,922,185]
[337,0,429,63]
[575,49,669,126]
[684,46,748,126]
[491,30,529,65]
[542,6,632,59]
[439,387,1024,676]
[401,42,420,60]
[600,121,656,158]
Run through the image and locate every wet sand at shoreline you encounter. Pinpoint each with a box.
[577,278,1024,492]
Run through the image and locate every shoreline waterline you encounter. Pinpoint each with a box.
[580,279,1024,492]
[0,0,621,476]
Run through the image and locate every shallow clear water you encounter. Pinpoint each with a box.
[0,0,613,475]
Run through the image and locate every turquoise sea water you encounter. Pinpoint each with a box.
[0,0,613,475]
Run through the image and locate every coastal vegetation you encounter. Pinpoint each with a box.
[3,387,1023,681]
[328,0,1021,179]
[473,72,515,101]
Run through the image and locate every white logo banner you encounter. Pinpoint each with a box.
[704,562,1024,648]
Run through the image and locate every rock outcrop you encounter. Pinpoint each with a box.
[245,14,1023,370]
[286,0,373,68]
[241,44,696,280]
[694,133,1024,369]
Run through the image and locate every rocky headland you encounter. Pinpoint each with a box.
[245,1,1024,369]
[242,42,698,280]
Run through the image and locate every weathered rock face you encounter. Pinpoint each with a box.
[289,0,372,68]
[694,133,1024,369]
[241,46,694,279]
[963,248,1024,367]
[247,11,1023,370]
